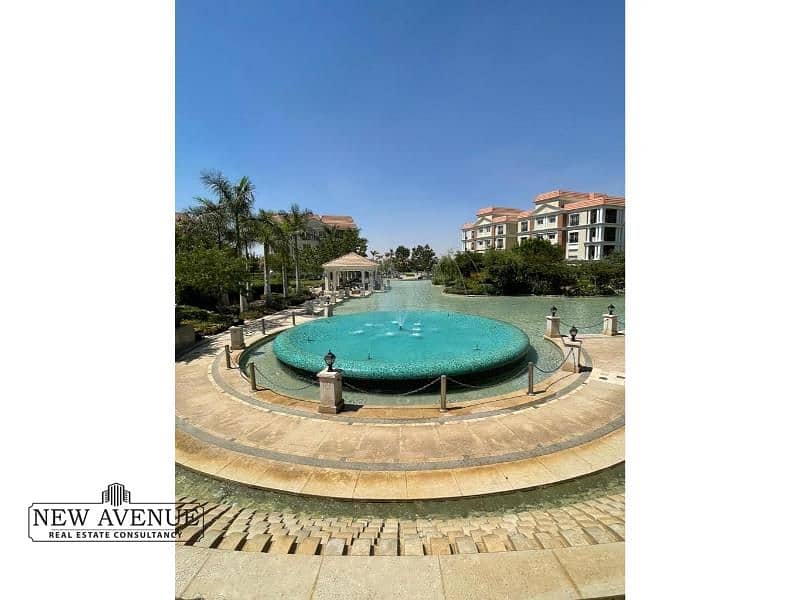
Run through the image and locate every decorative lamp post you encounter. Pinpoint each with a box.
[569,325,578,342]
[550,305,558,317]
[324,350,336,372]
[607,303,615,316]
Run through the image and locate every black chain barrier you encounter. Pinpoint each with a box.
[248,363,318,392]
[533,347,575,374]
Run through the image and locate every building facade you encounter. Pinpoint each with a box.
[460,190,624,260]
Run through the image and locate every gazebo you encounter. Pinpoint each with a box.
[322,252,382,294]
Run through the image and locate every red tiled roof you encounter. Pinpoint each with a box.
[475,206,526,216]
[562,197,626,211]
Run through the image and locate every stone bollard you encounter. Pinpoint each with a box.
[323,303,334,318]
[562,338,583,373]
[603,314,619,336]
[544,316,561,338]
[317,368,343,414]
[527,362,534,395]
[439,375,447,412]
[261,318,266,334]
[248,363,257,391]
[230,326,246,350]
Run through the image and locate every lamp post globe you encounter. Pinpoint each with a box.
[607,303,615,315]
[569,325,578,341]
[324,350,336,372]
[550,305,558,317]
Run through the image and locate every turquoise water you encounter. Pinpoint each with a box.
[273,310,530,381]
[244,281,624,405]
[176,463,624,519]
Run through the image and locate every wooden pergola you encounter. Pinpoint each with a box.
[321,252,382,294]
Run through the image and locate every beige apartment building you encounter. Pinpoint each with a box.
[460,190,625,260]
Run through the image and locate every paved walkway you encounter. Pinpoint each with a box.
[176,315,625,500]
[177,543,624,599]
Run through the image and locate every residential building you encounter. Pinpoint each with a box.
[460,206,527,253]
[460,190,624,260]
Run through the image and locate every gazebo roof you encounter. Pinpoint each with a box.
[322,252,379,269]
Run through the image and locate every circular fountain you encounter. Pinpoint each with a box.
[272,310,530,382]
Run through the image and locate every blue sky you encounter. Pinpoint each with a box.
[176,0,623,256]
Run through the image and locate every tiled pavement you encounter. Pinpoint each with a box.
[175,493,625,556]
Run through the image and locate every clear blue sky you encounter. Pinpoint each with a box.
[176,0,624,257]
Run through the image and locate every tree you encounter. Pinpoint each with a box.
[199,171,255,312]
[176,247,249,306]
[279,203,313,295]
[187,196,227,249]
[254,209,280,301]
[410,244,437,272]
[394,245,411,271]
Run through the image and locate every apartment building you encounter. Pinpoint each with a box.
[460,190,625,260]
[460,206,527,252]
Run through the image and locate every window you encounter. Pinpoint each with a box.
[548,216,556,224]
[519,236,528,242]
[568,232,579,243]
[496,225,504,235]
[587,246,596,259]
[548,232,556,240]
[605,209,618,224]
[589,209,598,224]
[536,218,544,225]
[589,227,596,241]
[569,214,579,226]
[470,242,475,250]
[496,239,504,249]
[520,221,528,232]
[603,228,616,242]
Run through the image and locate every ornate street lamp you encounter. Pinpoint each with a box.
[607,303,615,315]
[324,350,336,372]
[569,325,578,341]
[550,305,558,317]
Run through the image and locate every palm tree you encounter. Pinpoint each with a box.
[255,209,279,302]
[188,196,227,249]
[279,203,313,295]
[200,171,256,312]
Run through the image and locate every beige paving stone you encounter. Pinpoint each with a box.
[267,534,296,554]
[349,538,373,556]
[430,537,452,555]
[240,533,271,553]
[331,531,354,545]
[482,534,508,553]
[374,538,399,556]
[353,470,408,500]
[402,538,425,556]
[607,522,625,539]
[455,537,479,554]
[535,532,565,549]
[312,556,445,600]
[182,551,322,600]
[175,546,212,599]
[509,533,536,551]
[559,528,591,547]
[323,538,346,556]
[583,525,618,545]
[553,542,625,598]
[439,549,580,600]
[215,532,247,550]
[296,537,321,555]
